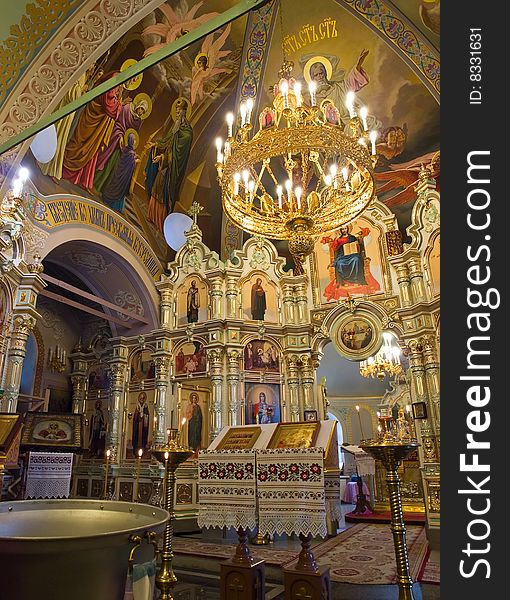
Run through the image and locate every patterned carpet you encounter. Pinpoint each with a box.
[173,536,298,566]
[283,523,432,585]
[174,523,440,585]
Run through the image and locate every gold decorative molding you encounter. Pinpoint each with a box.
[0,0,82,105]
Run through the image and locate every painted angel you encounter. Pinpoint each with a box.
[142,1,218,55]
[375,151,440,207]
[191,23,232,107]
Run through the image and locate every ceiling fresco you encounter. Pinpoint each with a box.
[20,0,440,262]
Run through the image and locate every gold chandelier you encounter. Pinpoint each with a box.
[215,61,378,273]
[360,333,403,380]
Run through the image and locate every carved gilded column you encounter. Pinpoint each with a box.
[155,277,174,330]
[227,349,241,425]
[226,276,238,319]
[207,347,224,437]
[395,264,412,307]
[153,353,171,444]
[294,277,309,324]
[107,358,127,462]
[280,279,297,324]
[70,351,88,414]
[407,337,440,536]
[300,354,315,411]
[422,335,440,432]
[209,276,223,320]
[408,256,427,302]
[1,314,36,412]
[285,354,301,422]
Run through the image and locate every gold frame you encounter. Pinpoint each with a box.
[20,412,83,451]
[268,421,319,449]
[216,426,262,451]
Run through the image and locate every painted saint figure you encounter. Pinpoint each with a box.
[186,280,200,323]
[62,75,123,190]
[186,392,203,451]
[146,97,193,231]
[256,392,272,424]
[132,391,150,453]
[303,51,380,130]
[330,225,367,287]
[250,278,266,321]
[89,399,106,457]
[102,131,139,212]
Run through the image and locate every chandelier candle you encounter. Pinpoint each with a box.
[346,90,356,118]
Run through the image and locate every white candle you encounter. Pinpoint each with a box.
[215,137,223,162]
[369,130,378,155]
[308,81,317,107]
[323,174,332,186]
[233,172,240,195]
[242,170,250,189]
[346,90,356,118]
[276,185,283,208]
[246,98,254,123]
[285,179,292,200]
[280,80,289,109]
[240,102,247,126]
[226,112,234,137]
[12,178,22,197]
[295,186,302,210]
[248,180,255,201]
[360,106,368,130]
[18,167,29,182]
[294,81,302,107]
[341,167,348,182]
[329,164,337,189]
[224,140,231,160]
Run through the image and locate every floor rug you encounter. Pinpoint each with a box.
[283,523,431,585]
[418,549,440,584]
[173,536,298,566]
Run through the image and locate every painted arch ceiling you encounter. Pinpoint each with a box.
[1,0,440,265]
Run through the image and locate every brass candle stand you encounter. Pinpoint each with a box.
[361,428,418,600]
[151,429,193,600]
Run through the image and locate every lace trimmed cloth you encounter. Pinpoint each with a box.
[256,447,327,538]
[197,449,258,531]
[25,452,73,499]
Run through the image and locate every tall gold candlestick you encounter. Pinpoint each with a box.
[134,448,143,502]
[102,448,110,500]
[361,440,418,600]
[355,405,366,441]
[152,430,193,599]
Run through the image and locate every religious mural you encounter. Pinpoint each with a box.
[244,339,280,373]
[24,1,248,261]
[177,277,208,326]
[130,348,155,383]
[181,388,209,454]
[315,218,383,302]
[87,363,110,391]
[125,389,155,459]
[87,398,107,458]
[175,341,207,376]
[245,382,281,425]
[242,275,278,322]
[260,1,440,232]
